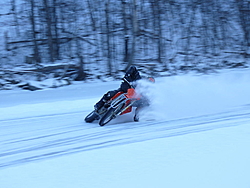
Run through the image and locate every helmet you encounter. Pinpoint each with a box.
[147,77,155,83]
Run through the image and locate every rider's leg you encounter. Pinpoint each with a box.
[133,98,150,122]
[94,89,119,110]
[134,107,141,122]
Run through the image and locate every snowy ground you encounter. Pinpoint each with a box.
[0,68,250,188]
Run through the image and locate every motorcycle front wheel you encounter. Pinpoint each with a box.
[85,111,99,123]
[99,107,116,126]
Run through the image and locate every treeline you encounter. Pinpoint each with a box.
[1,0,249,79]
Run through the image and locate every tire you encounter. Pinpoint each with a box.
[85,111,99,123]
[99,107,116,126]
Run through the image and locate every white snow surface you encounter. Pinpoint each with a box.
[0,69,250,188]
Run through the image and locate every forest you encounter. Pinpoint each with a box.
[0,0,249,90]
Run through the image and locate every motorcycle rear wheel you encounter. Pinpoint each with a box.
[99,107,116,126]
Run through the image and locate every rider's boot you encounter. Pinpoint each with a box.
[134,114,139,122]
[134,107,141,122]
[94,100,104,111]
[94,90,117,111]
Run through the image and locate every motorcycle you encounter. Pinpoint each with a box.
[85,79,141,126]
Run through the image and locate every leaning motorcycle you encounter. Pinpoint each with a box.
[85,84,141,126]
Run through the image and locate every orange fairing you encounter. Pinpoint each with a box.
[111,91,123,100]
[126,88,135,98]
[126,88,141,99]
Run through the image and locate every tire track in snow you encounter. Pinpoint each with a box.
[0,110,89,124]
[0,107,250,169]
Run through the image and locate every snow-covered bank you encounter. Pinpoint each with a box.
[0,68,250,188]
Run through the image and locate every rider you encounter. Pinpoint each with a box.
[94,66,141,110]
[94,66,153,121]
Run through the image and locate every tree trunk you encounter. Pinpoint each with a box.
[155,0,163,63]
[121,0,129,63]
[126,0,137,71]
[43,0,55,62]
[236,0,250,58]
[87,0,96,31]
[105,0,112,75]
[52,0,60,60]
[30,0,41,64]
[11,0,20,37]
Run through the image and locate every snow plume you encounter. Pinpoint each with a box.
[135,76,213,121]
[136,69,250,121]
[135,77,180,121]
[135,79,168,121]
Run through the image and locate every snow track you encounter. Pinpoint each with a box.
[1,106,250,169]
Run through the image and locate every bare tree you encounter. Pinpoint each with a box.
[43,0,55,62]
[11,0,20,37]
[29,0,41,64]
[236,0,250,57]
[86,0,97,31]
[121,0,129,63]
[105,0,112,75]
[126,0,138,71]
[152,0,164,63]
[52,0,60,60]
[2,0,249,78]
